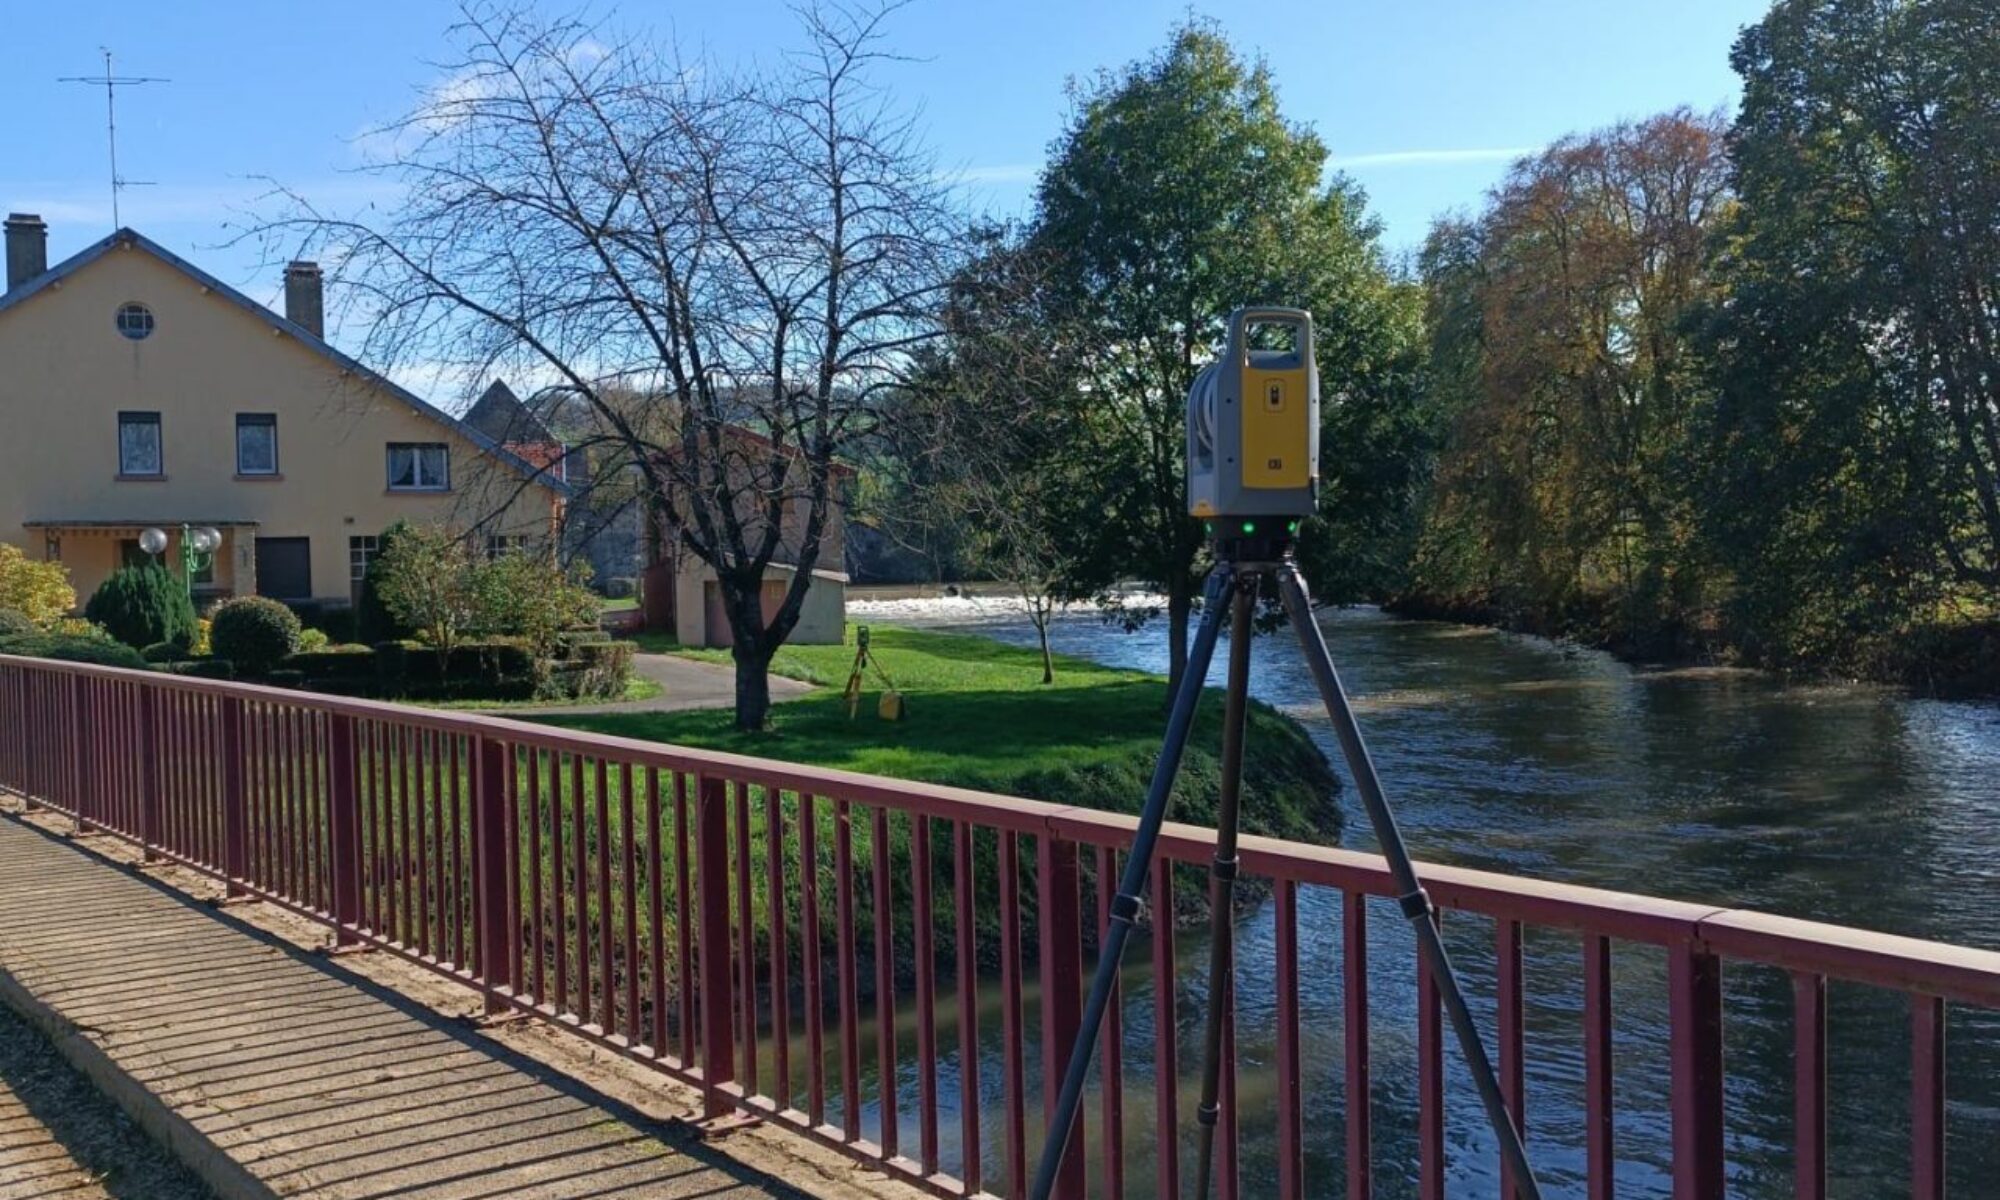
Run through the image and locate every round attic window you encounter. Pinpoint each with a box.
[115,302,155,340]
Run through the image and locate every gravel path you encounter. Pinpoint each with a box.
[511,652,814,716]
[0,1002,214,1200]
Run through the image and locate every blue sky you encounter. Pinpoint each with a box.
[4,1,1767,354]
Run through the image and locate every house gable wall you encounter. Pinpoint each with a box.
[0,243,558,604]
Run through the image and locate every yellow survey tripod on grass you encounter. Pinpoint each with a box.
[842,626,905,721]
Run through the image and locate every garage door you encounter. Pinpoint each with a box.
[255,537,312,601]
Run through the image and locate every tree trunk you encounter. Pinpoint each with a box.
[1037,621,1055,684]
[733,644,773,732]
[1166,578,1192,698]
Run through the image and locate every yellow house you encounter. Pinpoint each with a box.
[0,215,567,608]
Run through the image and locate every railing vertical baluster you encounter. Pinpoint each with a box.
[564,752,581,1017]
[1274,878,1303,1200]
[1912,994,1945,1200]
[954,819,981,1195]
[999,830,1026,1199]
[221,696,247,897]
[529,749,547,1001]
[836,798,861,1141]
[1793,972,1826,1200]
[1096,846,1125,1200]
[1344,892,1372,1200]
[623,763,640,1044]
[1220,959,1239,1200]
[66,675,84,826]
[447,734,465,965]
[736,780,758,1098]
[914,813,939,1175]
[572,756,584,1016]
[648,768,668,1054]
[1154,863,1180,1200]
[803,793,827,1128]
[598,759,614,1035]
[1497,918,1526,1199]
[1669,941,1725,1200]
[1584,935,1613,1200]
[1418,912,1444,1200]
[696,774,736,1118]
[328,714,360,946]
[401,723,417,948]
[676,773,695,1068]
[501,741,522,994]
[1037,834,1084,1200]
[873,805,898,1155]
[768,783,790,1109]
[475,735,511,1013]
[432,729,447,959]
[138,687,160,855]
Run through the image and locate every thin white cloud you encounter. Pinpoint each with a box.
[1332,147,1534,169]
[944,163,1042,185]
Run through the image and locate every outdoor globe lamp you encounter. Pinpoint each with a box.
[138,527,169,558]
[189,526,222,556]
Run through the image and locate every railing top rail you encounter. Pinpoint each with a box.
[11,652,2000,1005]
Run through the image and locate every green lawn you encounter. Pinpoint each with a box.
[599,596,640,613]
[540,625,1339,845]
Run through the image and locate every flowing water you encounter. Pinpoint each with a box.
[837,598,2000,1197]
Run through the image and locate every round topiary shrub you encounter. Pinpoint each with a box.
[209,596,303,677]
[0,608,36,638]
[84,564,197,650]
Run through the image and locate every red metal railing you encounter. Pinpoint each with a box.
[2,653,1996,1199]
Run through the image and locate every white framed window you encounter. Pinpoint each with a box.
[485,535,522,559]
[115,302,155,340]
[118,411,162,476]
[236,413,278,475]
[386,443,449,491]
[348,535,379,584]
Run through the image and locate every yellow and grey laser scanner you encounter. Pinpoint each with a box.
[1186,306,1319,527]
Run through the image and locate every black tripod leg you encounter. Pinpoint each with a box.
[1276,564,1544,1200]
[1028,566,1235,1200]
[1192,572,1256,1200]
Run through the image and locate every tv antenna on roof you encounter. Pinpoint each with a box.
[59,49,169,229]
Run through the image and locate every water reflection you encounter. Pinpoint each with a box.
[843,602,2000,1197]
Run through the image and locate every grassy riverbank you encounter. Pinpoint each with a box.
[537,625,1341,845]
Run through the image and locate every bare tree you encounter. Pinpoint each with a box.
[253,1,958,729]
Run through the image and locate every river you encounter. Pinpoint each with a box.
[843,596,2000,1198]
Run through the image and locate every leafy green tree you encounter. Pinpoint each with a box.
[375,525,481,671]
[1028,23,1423,689]
[84,564,197,651]
[1407,110,1732,653]
[472,550,600,658]
[1704,0,2000,661]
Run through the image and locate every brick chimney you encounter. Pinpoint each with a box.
[5,213,47,291]
[283,260,324,338]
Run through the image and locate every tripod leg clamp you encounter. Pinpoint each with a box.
[1397,887,1434,922]
[1196,1102,1221,1127]
[1211,855,1239,882]
[1108,892,1143,926]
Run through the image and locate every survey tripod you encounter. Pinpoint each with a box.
[1029,527,1545,1200]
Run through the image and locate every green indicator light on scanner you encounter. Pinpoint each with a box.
[1241,521,1256,534]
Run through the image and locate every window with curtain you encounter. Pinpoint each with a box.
[118,412,162,476]
[386,443,449,491]
[236,414,278,475]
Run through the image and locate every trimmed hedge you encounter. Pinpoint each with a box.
[0,633,149,670]
[163,659,235,680]
[287,638,542,700]
[210,596,303,676]
[141,640,195,664]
